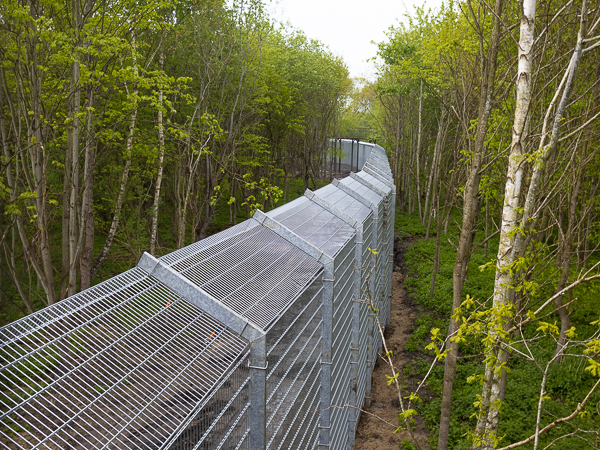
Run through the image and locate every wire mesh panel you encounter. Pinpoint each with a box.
[159,220,323,331]
[167,354,250,450]
[352,171,393,331]
[265,280,323,450]
[335,176,386,367]
[309,183,375,441]
[268,197,357,450]
[0,268,249,450]
[311,184,373,420]
[353,169,394,329]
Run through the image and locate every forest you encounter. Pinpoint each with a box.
[351,0,600,448]
[1,0,600,448]
[0,0,349,315]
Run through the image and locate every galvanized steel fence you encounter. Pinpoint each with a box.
[0,143,395,450]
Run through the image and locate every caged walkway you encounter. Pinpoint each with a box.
[0,143,395,450]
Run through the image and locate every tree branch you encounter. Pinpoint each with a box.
[497,377,600,450]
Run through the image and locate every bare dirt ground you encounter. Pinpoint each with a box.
[355,237,430,449]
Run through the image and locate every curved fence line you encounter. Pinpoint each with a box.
[0,144,395,450]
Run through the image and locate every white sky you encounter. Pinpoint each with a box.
[265,0,444,80]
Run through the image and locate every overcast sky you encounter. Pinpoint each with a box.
[265,0,444,80]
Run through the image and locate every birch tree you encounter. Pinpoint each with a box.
[471,0,599,447]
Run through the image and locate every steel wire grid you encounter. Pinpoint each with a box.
[309,183,375,443]
[334,175,385,416]
[351,171,393,356]
[269,199,355,259]
[0,268,249,450]
[158,221,323,331]
[268,197,357,450]
[357,166,395,329]
[311,184,374,422]
[168,354,250,450]
[265,281,323,449]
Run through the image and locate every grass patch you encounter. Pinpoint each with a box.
[395,209,600,450]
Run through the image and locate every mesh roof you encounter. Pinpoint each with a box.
[353,172,392,197]
[313,184,372,224]
[158,219,323,330]
[336,176,384,206]
[0,268,248,450]
[269,197,356,257]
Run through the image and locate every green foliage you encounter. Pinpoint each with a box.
[399,438,416,450]
[0,0,351,320]
[398,209,600,449]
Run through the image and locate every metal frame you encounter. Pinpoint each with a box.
[0,143,395,450]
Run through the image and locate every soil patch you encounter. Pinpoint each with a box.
[355,236,430,449]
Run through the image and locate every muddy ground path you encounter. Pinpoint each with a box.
[355,236,430,449]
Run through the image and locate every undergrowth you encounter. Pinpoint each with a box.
[396,209,600,450]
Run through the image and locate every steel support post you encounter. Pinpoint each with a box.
[249,334,267,450]
[252,209,335,449]
[320,266,334,449]
[304,190,363,448]
[338,139,342,174]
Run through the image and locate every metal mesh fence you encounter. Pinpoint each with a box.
[0,144,394,450]
[265,281,323,450]
[326,139,378,174]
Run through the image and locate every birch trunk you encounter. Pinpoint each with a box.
[91,35,138,279]
[553,174,582,359]
[67,0,82,297]
[150,33,166,256]
[79,88,95,291]
[0,87,37,313]
[513,0,588,258]
[425,107,447,239]
[471,0,595,447]
[416,80,423,223]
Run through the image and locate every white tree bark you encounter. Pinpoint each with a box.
[475,0,591,446]
[150,31,166,256]
[474,0,537,446]
[91,34,138,279]
[416,80,423,223]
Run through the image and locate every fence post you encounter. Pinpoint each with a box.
[249,334,267,450]
[304,190,364,447]
[252,210,335,449]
